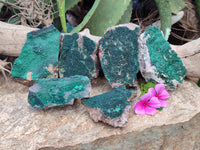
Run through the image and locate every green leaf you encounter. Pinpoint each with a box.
[140,82,156,96]
[65,0,82,11]
[84,0,132,36]
[155,0,186,40]
[196,0,200,16]
[168,0,186,14]
[70,0,100,33]
[197,79,200,87]
[58,0,67,32]
[157,107,164,111]
[7,15,21,24]
[118,0,132,24]
[155,0,171,40]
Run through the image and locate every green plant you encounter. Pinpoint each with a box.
[57,0,67,32]
[57,0,132,35]
[154,0,186,40]
[196,0,200,16]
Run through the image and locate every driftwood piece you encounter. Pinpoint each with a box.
[0,21,199,78]
[0,21,38,57]
[171,38,200,78]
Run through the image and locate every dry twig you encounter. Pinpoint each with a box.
[0,0,58,28]
[0,58,12,80]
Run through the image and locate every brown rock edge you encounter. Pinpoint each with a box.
[43,113,200,150]
[0,76,200,149]
[84,105,132,128]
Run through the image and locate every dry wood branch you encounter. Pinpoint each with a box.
[0,21,38,56]
[0,0,57,28]
[172,38,200,78]
[0,58,12,80]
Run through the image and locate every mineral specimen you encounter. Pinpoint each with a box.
[98,24,140,88]
[138,26,187,89]
[59,33,99,79]
[11,25,60,80]
[28,75,91,109]
[82,86,136,127]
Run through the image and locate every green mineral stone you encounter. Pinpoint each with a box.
[139,26,187,89]
[99,25,140,88]
[59,33,99,79]
[11,25,60,80]
[28,75,91,109]
[82,86,136,127]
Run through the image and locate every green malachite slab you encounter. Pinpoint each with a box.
[139,26,187,89]
[59,33,99,79]
[99,25,139,88]
[28,75,91,109]
[82,86,133,119]
[11,25,60,80]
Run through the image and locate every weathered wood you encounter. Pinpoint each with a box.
[0,21,199,78]
[0,21,38,57]
[171,38,200,78]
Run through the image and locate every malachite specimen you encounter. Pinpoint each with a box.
[28,75,91,109]
[11,25,60,81]
[99,25,140,88]
[82,86,136,127]
[59,33,99,79]
[138,26,187,89]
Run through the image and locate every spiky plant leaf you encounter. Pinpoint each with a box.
[118,0,132,24]
[155,0,185,40]
[70,0,100,33]
[168,0,186,14]
[196,0,200,16]
[84,0,132,36]
[65,0,82,12]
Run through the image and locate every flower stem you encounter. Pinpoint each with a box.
[58,0,67,33]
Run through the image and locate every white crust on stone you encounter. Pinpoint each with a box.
[84,105,131,127]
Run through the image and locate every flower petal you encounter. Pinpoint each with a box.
[144,106,157,115]
[140,92,151,102]
[134,101,146,115]
[148,88,156,97]
[147,97,161,108]
[159,100,168,107]
[159,89,170,100]
[155,84,165,95]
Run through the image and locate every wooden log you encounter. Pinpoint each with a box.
[0,21,199,78]
[171,38,200,78]
[0,21,38,57]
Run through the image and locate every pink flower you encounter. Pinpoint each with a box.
[134,92,161,115]
[148,84,170,107]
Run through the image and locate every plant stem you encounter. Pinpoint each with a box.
[58,0,67,33]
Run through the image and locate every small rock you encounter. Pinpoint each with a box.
[59,32,99,79]
[82,86,136,127]
[28,75,91,109]
[11,25,60,80]
[99,24,140,88]
[138,26,187,89]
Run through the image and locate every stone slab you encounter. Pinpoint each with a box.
[82,86,136,127]
[28,76,91,109]
[11,25,60,81]
[59,33,99,79]
[99,24,139,88]
[0,77,200,149]
[139,26,187,90]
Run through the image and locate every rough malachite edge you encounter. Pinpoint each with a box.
[11,25,60,80]
[99,26,139,87]
[144,26,187,89]
[59,32,98,79]
[82,86,133,119]
[28,75,91,108]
